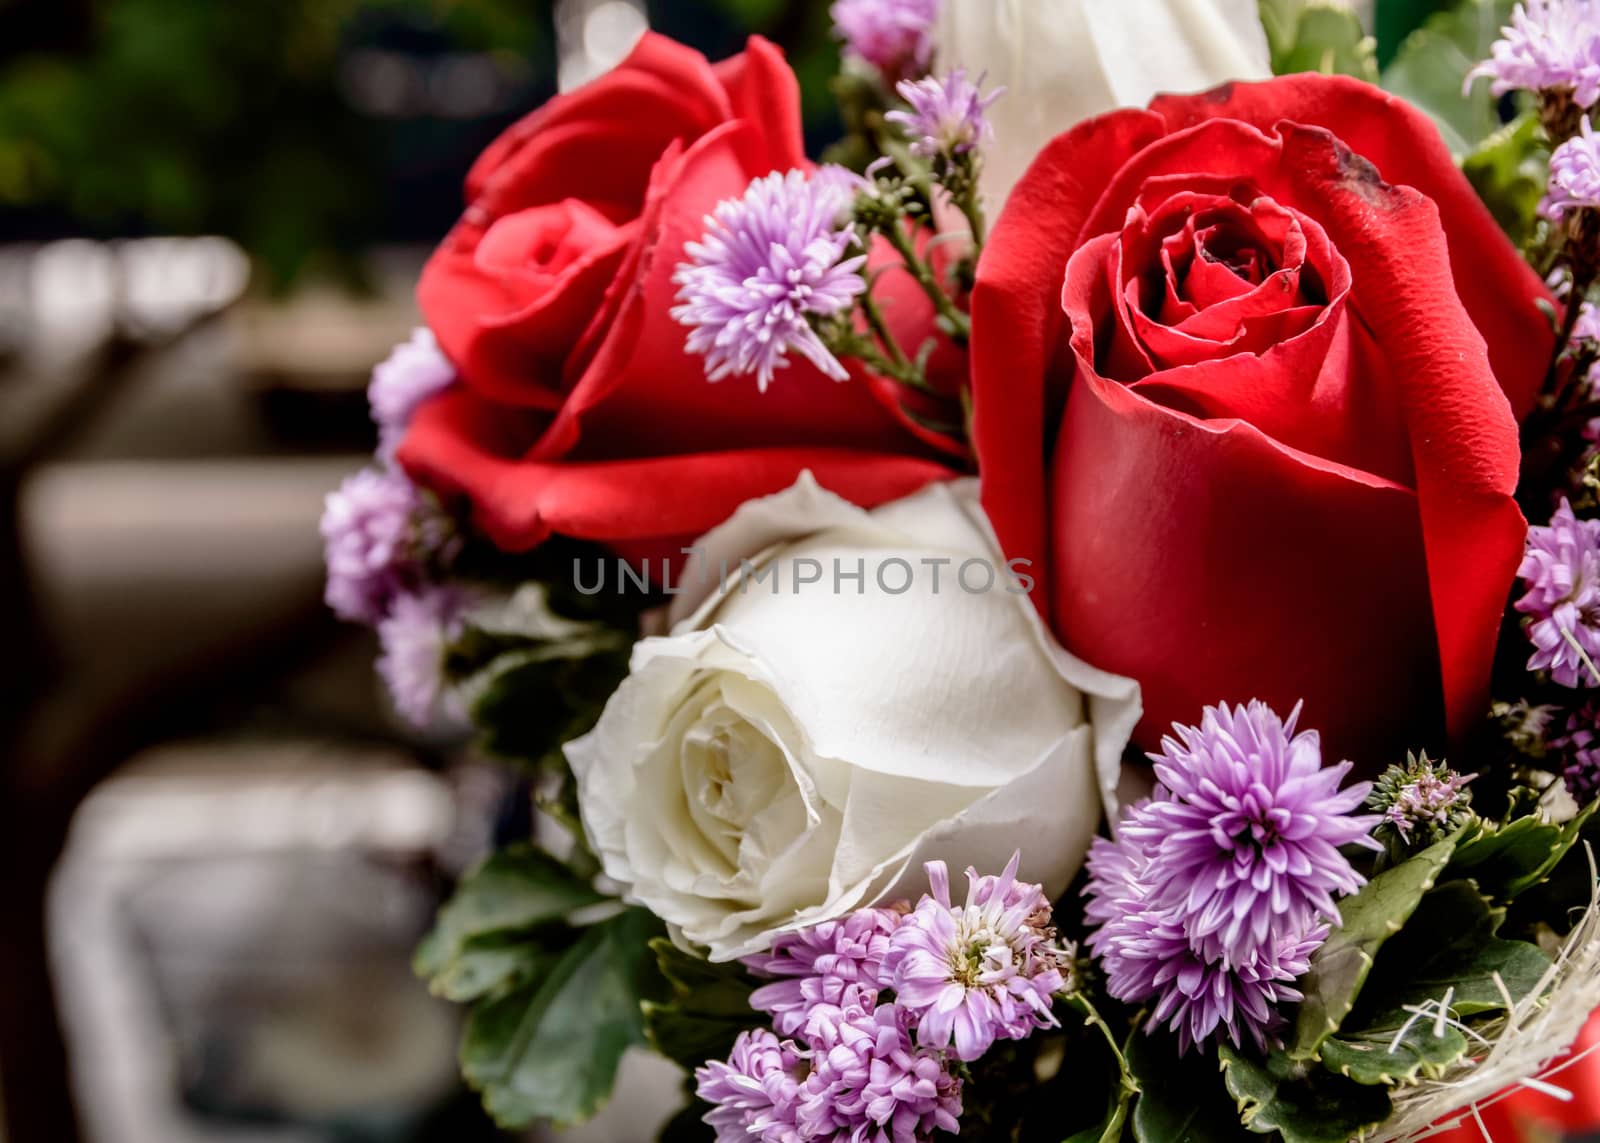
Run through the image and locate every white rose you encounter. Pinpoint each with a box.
[566,475,1140,960]
[937,0,1272,211]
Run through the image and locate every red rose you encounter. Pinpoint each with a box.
[971,75,1551,765]
[400,33,954,557]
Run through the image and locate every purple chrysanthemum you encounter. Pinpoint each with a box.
[695,1028,804,1143]
[1128,701,1378,969]
[1545,117,1600,221]
[369,328,455,463]
[1553,702,1600,802]
[830,0,937,84]
[321,468,423,625]
[884,853,1063,1062]
[745,908,902,1040]
[1085,801,1329,1054]
[672,168,867,392]
[377,585,471,728]
[794,1002,962,1143]
[887,70,1002,160]
[1517,497,1600,687]
[1468,0,1600,107]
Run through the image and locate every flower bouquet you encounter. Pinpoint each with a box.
[323,1,1600,1139]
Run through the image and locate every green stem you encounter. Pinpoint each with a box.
[1073,994,1140,1143]
[881,220,972,343]
[857,288,912,372]
[955,182,987,256]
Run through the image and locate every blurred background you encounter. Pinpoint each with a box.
[0,2,840,1140]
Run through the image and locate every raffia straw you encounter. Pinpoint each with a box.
[1363,844,1600,1142]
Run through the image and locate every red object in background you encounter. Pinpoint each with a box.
[1432,1009,1600,1142]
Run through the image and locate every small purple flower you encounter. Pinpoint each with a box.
[885,853,1063,1062]
[1377,760,1475,845]
[694,1028,804,1143]
[321,468,422,625]
[1553,701,1600,802]
[1468,0,1600,107]
[831,0,938,84]
[744,908,902,1040]
[1085,804,1328,1054]
[369,328,455,463]
[1545,117,1600,221]
[672,168,867,392]
[377,585,471,728]
[887,70,1002,161]
[1129,701,1379,969]
[1517,497,1600,687]
[794,1002,962,1143]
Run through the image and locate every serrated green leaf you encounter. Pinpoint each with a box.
[1289,835,1458,1059]
[461,907,666,1128]
[1346,881,1552,1030]
[1380,0,1517,156]
[1219,1047,1393,1142]
[431,932,558,1004]
[415,845,607,980]
[1271,4,1379,81]
[1129,1031,1247,1143]
[1319,1021,1470,1086]
[642,938,760,1071]
[1447,803,1597,902]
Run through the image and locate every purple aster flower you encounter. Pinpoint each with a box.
[694,1028,804,1143]
[1468,0,1600,107]
[884,853,1064,1062]
[368,328,455,464]
[1126,701,1379,969]
[1084,806,1328,1054]
[887,70,1002,161]
[321,468,423,625]
[377,584,471,728]
[1517,497,1600,687]
[794,1001,961,1143]
[1544,117,1600,221]
[672,168,868,392]
[831,0,938,84]
[1552,701,1600,802]
[744,907,903,1040]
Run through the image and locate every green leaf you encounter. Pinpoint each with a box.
[1268,3,1379,81]
[1219,1047,1393,1143]
[1346,881,1552,1030]
[1259,0,1307,62]
[1129,1031,1248,1143]
[461,907,667,1128]
[1289,835,1458,1059]
[415,845,607,981]
[1447,803,1597,902]
[1380,0,1517,156]
[1319,1021,1470,1086]
[1375,0,1456,67]
[461,638,631,767]
[642,938,761,1071]
[1462,112,1549,248]
[432,932,559,1005]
